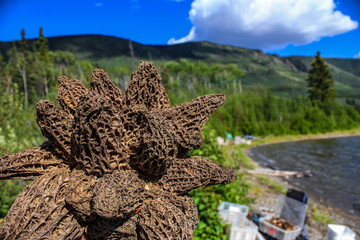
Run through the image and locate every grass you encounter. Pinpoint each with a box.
[223,145,256,169]
[226,144,287,194]
[256,175,287,194]
[309,205,333,224]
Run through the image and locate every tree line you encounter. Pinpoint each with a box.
[0,29,359,154]
[0,28,96,156]
[160,52,359,137]
[0,28,95,110]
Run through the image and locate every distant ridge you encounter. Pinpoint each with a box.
[1,34,359,99]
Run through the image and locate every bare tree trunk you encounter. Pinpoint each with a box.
[14,45,28,109]
[77,61,84,79]
[5,73,12,94]
[21,65,28,110]
[44,75,48,96]
[238,79,242,93]
[129,40,135,72]
[41,65,48,96]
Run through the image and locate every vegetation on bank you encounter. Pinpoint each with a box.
[0,29,359,237]
[248,127,360,146]
[191,127,360,238]
[189,127,253,239]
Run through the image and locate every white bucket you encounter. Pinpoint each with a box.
[327,224,356,240]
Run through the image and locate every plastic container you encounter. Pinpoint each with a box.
[230,219,257,240]
[274,194,307,228]
[259,217,301,240]
[327,224,356,240]
[259,194,307,240]
[218,202,249,227]
[259,207,275,218]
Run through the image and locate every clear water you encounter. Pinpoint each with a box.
[248,136,360,216]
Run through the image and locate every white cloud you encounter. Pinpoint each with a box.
[168,27,196,44]
[354,51,360,58]
[168,0,358,50]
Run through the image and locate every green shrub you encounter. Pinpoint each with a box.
[190,126,253,239]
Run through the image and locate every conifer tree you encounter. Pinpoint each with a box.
[36,27,50,96]
[306,51,335,103]
[37,27,49,61]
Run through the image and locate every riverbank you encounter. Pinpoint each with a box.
[253,128,360,146]
[245,169,360,239]
[233,129,360,239]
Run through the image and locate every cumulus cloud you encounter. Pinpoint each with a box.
[168,0,358,49]
[354,52,360,59]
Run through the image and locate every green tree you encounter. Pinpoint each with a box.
[15,29,30,110]
[37,27,49,60]
[35,27,50,96]
[0,54,7,91]
[160,64,170,91]
[306,51,335,103]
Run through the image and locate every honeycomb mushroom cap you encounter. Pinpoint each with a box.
[0,61,236,240]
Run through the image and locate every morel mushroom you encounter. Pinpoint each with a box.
[0,61,236,239]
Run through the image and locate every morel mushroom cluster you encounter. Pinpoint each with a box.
[0,61,236,239]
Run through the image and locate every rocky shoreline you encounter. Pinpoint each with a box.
[246,169,360,239]
[243,133,360,239]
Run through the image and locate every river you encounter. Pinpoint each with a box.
[248,136,360,217]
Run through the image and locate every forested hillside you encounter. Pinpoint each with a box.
[1,34,359,99]
[0,32,359,154]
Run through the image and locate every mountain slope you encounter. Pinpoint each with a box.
[1,34,359,99]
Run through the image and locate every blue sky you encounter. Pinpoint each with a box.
[0,0,359,58]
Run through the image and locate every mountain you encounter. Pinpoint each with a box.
[1,34,359,99]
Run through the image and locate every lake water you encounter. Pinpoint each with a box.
[248,136,360,217]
